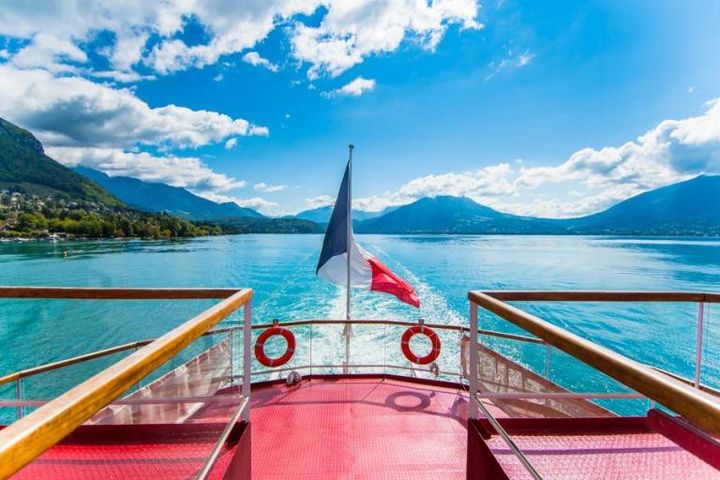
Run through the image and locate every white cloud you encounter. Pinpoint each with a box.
[353,99,720,218]
[49,146,246,192]
[485,49,533,81]
[0,65,268,150]
[292,0,482,78]
[353,163,516,212]
[10,33,87,73]
[322,77,376,98]
[200,192,280,215]
[213,73,224,82]
[514,99,720,193]
[225,138,238,149]
[306,195,335,208]
[0,1,480,79]
[254,182,287,193]
[91,70,156,83]
[242,51,279,72]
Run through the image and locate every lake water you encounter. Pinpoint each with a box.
[1,234,719,418]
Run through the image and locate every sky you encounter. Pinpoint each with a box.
[0,0,719,217]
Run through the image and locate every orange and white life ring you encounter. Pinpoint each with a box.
[401,325,441,365]
[255,326,295,368]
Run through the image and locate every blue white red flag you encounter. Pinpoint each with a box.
[316,160,420,308]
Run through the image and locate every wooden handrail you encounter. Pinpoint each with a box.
[480,290,720,303]
[0,287,240,299]
[469,291,720,435]
[0,288,252,479]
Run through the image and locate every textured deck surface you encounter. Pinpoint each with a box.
[11,424,236,480]
[487,430,720,479]
[250,377,469,480]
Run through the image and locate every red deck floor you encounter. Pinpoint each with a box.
[8,376,719,479]
[487,430,720,479]
[249,377,470,480]
[10,424,238,480]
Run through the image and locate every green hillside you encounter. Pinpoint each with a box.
[0,118,121,206]
[0,117,218,239]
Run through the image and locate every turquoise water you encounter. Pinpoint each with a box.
[1,234,719,416]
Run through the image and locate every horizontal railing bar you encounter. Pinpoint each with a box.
[652,367,720,398]
[195,397,249,480]
[480,290,720,303]
[244,364,463,378]
[251,319,544,344]
[477,330,545,345]
[0,287,241,300]
[475,392,644,400]
[469,291,720,435]
[251,319,469,331]
[0,326,239,387]
[0,288,252,479]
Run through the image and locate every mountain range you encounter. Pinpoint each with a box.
[294,205,394,224]
[75,167,264,221]
[2,114,718,237]
[354,176,720,235]
[0,117,217,238]
[71,167,319,233]
[561,175,720,235]
[355,196,564,234]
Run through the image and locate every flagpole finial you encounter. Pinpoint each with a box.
[348,144,354,150]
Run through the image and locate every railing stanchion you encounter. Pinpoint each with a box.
[695,302,705,388]
[309,323,313,377]
[229,325,235,385]
[15,378,23,420]
[383,322,388,376]
[469,301,479,419]
[544,344,550,379]
[242,299,252,421]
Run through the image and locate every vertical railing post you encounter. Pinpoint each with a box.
[544,344,551,379]
[242,299,252,421]
[469,301,479,419]
[383,323,388,376]
[15,378,23,420]
[695,302,705,388]
[309,323,314,378]
[229,325,235,385]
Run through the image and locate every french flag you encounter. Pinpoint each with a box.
[316,154,420,309]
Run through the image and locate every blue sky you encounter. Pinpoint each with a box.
[0,0,719,216]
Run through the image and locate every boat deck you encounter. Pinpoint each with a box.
[487,429,718,479]
[6,376,720,479]
[7,423,244,480]
[249,376,469,480]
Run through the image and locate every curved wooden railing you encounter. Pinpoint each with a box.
[0,287,252,479]
[0,286,240,299]
[469,290,720,435]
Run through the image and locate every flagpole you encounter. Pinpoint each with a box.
[344,144,354,373]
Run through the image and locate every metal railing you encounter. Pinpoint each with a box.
[4,288,719,479]
[0,287,254,480]
[467,290,720,480]
[0,326,240,420]
[244,318,548,382]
